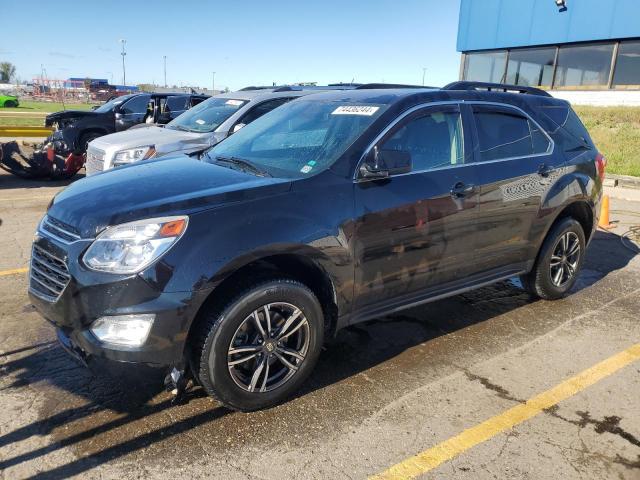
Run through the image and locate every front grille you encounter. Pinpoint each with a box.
[86,147,105,176]
[30,245,71,302]
[41,215,81,243]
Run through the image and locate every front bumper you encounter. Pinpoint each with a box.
[29,233,211,367]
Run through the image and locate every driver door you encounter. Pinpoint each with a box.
[352,104,480,311]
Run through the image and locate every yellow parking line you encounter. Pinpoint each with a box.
[0,267,28,277]
[370,343,640,480]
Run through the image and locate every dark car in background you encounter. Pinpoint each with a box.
[30,82,604,412]
[44,92,209,154]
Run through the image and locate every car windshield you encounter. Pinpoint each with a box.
[166,97,248,133]
[94,95,131,113]
[205,99,386,178]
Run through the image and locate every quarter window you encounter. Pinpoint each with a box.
[379,108,464,172]
[473,107,550,162]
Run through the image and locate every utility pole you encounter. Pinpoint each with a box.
[212,71,216,93]
[120,39,127,86]
[422,67,427,86]
[163,55,167,87]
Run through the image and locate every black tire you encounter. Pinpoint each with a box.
[77,132,101,154]
[193,278,324,411]
[520,217,586,300]
[4,100,17,108]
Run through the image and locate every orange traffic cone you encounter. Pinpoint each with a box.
[598,194,613,229]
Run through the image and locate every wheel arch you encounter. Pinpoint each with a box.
[184,251,341,359]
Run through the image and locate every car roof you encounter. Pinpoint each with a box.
[297,86,568,109]
[212,89,327,102]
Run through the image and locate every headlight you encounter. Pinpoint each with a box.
[83,216,188,274]
[112,145,156,167]
[90,314,155,347]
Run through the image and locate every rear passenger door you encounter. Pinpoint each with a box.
[469,103,557,274]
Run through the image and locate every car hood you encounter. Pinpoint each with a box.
[48,156,291,237]
[45,110,97,126]
[90,125,213,156]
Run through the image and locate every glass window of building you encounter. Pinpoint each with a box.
[464,51,507,83]
[505,47,556,87]
[554,43,614,87]
[613,40,640,87]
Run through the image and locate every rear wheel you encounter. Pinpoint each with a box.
[193,278,324,411]
[4,100,17,108]
[520,217,585,300]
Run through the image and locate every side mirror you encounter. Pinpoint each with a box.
[231,123,246,134]
[359,146,411,179]
[91,105,99,111]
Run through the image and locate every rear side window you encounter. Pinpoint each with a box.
[473,106,550,162]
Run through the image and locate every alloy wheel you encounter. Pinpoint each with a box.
[227,302,310,393]
[549,231,580,287]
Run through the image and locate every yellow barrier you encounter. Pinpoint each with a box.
[0,126,53,137]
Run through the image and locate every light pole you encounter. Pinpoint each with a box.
[163,55,167,88]
[212,71,216,93]
[422,67,427,86]
[120,39,127,86]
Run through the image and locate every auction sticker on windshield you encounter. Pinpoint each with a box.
[225,99,244,106]
[331,105,380,116]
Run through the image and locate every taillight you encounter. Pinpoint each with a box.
[595,153,606,181]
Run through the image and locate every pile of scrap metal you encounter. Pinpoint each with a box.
[0,139,84,179]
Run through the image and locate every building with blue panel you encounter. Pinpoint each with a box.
[457,0,640,92]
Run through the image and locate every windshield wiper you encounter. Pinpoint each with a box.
[168,124,192,132]
[214,156,271,177]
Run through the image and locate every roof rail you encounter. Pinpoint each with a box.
[443,81,551,97]
[238,86,278,91]
[272,86,295,92]
[354,83,430,90]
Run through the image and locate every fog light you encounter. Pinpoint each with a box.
[90,314,155,347]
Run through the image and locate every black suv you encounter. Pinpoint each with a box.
[45,92,209,154]
[30,82,604,411]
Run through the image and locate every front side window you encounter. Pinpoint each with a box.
[94,95,131,113]
[473,107,550,162]
[166,97,248,133]
[506,47,556,87]
[205,99,387,178]
[238,97,292,126]
[554,43,614,87]
[165,96,189,112]
[379,108,464,172]
[120,95,151,115]
[464,51,507,83]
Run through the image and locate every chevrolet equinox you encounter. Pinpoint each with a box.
[29,82,605,411]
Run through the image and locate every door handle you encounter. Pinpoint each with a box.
[450,182,475,199]
[538,163,552,177]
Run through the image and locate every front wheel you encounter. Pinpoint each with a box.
[4,100,17,108]
[194,279,324,411]
[521,217,586,300]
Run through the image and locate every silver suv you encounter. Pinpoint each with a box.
[86,88,322,175]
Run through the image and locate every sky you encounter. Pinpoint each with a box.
[1,0,462,91]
